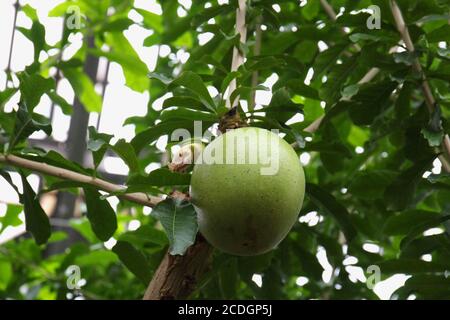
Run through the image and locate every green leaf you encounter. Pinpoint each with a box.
[426,24,450,42]
[128,168,191,188]
[0,170,20,195]
[396,275,450,299]
[349,32,396,43]
[421,105,444,147]
[118,225,168,248]
[415,14,450,24]
[169,71,216,112]
[238,252,274,278]
[0,88,17,108]
[75,250,118,268]
[341,84,360,99]
[131,120,215,154]
[143,33,162,47]
[393,51,417,66]
[421,128,444,147]
[160,108,217,122]
[191,4,232,27]
[172,31,192,48]
[293,243,323,281]
[283,79,320,100]
[265,88,303,123]
[18,5,46,61]
[399,234,450,259]
[0,260,13,291]
[83,187,117,241]
[135,8,163,33]
[306,183,357,242]
[87,126,113,168]
[304,139,350,154]
[376,259,449,274]
[320,55,359,103]
[427,173,450,184]
[384,210,443,236]
[220,71,241,94]
[20,173,51,245]
[39,180,92,195]
[46,91,72,115]
[148,72,173,85]
[384,154,437,211]
[69,219,98,244]
[230,85,269,107]
[151,198,198,255]
[314,44,348,77]
[111,139,140,173]
[10,105,52,150]
[0,204,23,233]
[246,56,287,73]
[349,80,398,126]
[20,150,89,174]
[112,241,152,283]
[63,67,102,112]
[348,170,396,199]
[219,258,239,299]
[99,17,133,32]
[18,74,55,111]
[99,32,150,92]
[162,96,204,111]
[48,2,89,18]
[47,231,68,243]
[302,0,320,21]
[400,215,450,250]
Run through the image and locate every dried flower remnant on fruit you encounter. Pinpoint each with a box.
[169,190,191,202]
[218,106,248,133]
[169,142,204,173]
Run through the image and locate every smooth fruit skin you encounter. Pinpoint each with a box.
[190,127,305,256]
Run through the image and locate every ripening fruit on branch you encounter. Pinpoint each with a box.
[190,127,305,256]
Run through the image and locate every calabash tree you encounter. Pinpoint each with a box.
[1,0,450,300]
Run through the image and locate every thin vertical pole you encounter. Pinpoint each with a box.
[4,0,20,88]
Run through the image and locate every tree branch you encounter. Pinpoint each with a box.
[143,235,213,300]
[227,0,247,108]
[389,0,450,171]
[0,154,162,207]
[301,0,381,136]
[320,0,337,20]
[250,15,263,111]
[303,65,381,134]
[389,0,434,112]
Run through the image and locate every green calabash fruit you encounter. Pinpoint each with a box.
[190,127,305,256]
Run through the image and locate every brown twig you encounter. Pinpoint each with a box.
[250,15,263,111]
[389,0,450,172]
[227,0,247,108]
[303,66,381,135]
[320,0,337,20]
[301,0,381,136]
[0,154,162,207]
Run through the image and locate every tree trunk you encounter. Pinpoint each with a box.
[143,235,213,300]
